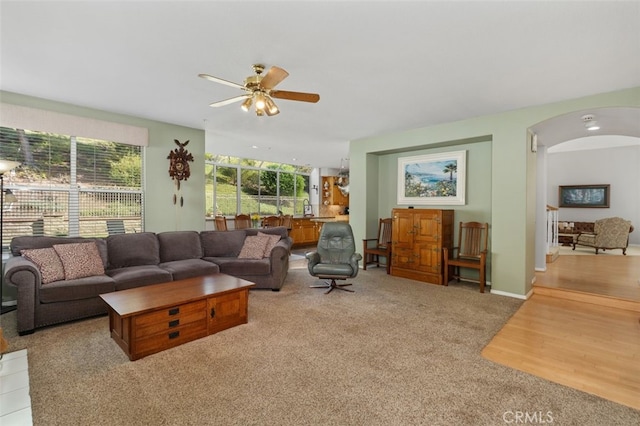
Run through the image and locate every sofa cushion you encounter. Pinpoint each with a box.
[20,247,66,284]
[159,258,220,281]
[258,232,282,257]
[200,230,246,257]
[107,232,160,268]
[238,235,270,259]
[39,275,115,303]
[53,242,105,280]
[206,257,271,276]
[106,265,172,291]
[157,231,203,262]
[11,236,108,268]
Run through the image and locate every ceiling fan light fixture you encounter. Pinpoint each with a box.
[265,96,279,115]
[240,97,252,112]
[200,64,320,117]
[254,92,266,111]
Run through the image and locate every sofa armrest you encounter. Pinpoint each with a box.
[4,256,41,333]
[4,256,42,288]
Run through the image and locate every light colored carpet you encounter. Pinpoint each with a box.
[2,260,639,425]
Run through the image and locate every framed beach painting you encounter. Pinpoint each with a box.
[559,184,610,208]
[397,150,466,205]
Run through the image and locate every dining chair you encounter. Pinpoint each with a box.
[234,214,252,229]
[214,215,228,231]
[262,215,282,228]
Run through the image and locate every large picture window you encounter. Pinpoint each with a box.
[205,155,311,218]
[0,127,144,247]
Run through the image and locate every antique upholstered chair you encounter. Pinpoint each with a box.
[572,217,633,255]
[362,217,393,274]
[443,221,489,293]
[234,214,252,229]
[306,222,362,294]
[214,216,228,231]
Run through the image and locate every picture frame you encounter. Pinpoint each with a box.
[559,184,610,208]
[397,150,466,205]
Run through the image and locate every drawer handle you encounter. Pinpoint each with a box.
[210,307,216,318]
[168,307,180,316]
[168,319,179,328]
[168,331,180,339]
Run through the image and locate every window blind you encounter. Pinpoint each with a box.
[0,127,143,244]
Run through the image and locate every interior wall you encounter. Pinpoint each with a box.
[350,87,640,298]
[377,140,493,280]
[1,91,207,233]
[547,144,640,244]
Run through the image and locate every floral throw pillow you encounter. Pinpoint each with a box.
[20,247,66,284]
[238,235,270,259]
[257,232,281,258]
[53,242,105,280]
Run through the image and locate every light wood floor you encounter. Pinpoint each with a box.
[482,250,640,410]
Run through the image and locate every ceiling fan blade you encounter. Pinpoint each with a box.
[270,90,320,103]
[260,66,289,90]
[209,95,250,108]
[198,73,245,90]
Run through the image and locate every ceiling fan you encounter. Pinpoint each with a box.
[198,64,320,116]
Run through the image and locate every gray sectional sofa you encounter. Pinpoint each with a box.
[4,227,292,335]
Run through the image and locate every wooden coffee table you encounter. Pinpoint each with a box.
[100,274,255,360]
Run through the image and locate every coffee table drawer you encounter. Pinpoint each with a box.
[135,309,207,338]
[134,319,208,358]
[135,300,206,327]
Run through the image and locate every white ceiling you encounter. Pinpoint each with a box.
[1,1,639,169]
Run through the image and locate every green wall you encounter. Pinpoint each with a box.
[349,87,640,298]
[1,91,206,233]
[375,140,493,281]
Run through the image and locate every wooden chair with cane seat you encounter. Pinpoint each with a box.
[362,218,393,274]
[214,215,228,231]
[234,214,252,229]
[443,221,489,293]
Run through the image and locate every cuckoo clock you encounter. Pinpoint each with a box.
[167,139,194,191]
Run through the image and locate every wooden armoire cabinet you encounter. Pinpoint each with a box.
[391,208,454,285]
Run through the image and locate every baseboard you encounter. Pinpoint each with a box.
[490,288,530,300]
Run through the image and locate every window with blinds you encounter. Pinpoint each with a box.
[0,127,143,246]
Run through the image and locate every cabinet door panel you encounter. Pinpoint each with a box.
[208,289,248,334]
[414,212,441,244]
[392,211,415,248]
[415,244,441,273]
[392,248,415,269]
[301,223,316,242]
